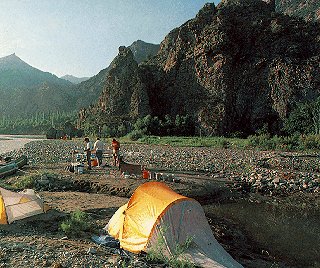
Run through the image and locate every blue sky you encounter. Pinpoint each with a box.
[0,0,220,78]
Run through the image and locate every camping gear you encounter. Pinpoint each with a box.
[92,234,120,248]
[13,155,28,169]
[148,171,155,180]
[0,155,28,178]
[77,164,84,174]
[91,153,98,167]
[75,153,82,161]
[155,172,162,181]
[68,163,84,174]
[0,187,49,224]
[106,182,243,268]
[142,169,149,179]
[91,158,98,167]
[68,150,86,174]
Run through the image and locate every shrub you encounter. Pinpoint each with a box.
[299,135,320,150]
[60,210,93,237]
[14,175,36,189]
[127,130,144,141]
[146,226,195,268]
[217,137,230,148]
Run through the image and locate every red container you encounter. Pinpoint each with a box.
[142,170,149,179]
[91,159,98,167]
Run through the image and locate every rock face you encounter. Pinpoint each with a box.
[79,47,151,126]
[129,40,160,64]
[96,46,151,119]
[83,0,320,136]
[75,41,159,113]
[275,0,320,22]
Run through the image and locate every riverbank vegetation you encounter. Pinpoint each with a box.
[1,96,320,152]
[112,134,320,152]
[0,111,82,139]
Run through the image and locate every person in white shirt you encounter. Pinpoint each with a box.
[93,137,104,166]
[84,137,93,170]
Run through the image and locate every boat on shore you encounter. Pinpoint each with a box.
[0,155,28,178]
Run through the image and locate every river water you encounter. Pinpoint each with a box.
[205,199,320,267]
[0,135,44,155]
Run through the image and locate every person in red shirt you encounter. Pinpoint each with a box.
[111,138,120,167]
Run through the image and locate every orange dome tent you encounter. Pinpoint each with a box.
[106,182,242,268]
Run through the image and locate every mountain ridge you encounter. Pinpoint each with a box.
[80,0,320,136]
[61,74,90,84]
[72,40,160,110]
[0,53,72,90]
[0,40,159,119]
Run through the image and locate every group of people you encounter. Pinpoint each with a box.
[84,137,120,170]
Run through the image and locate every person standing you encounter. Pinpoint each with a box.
[84,137,93,170]
[111,138,120,167]
[93,137,104,167]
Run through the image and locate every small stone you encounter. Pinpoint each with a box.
[51,262,63,268]
[87,247,97,254]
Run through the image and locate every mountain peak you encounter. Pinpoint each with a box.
[60,74,89,84]
[129,40,160,64]
[0,53,32,71]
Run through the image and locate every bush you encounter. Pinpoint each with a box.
[127,130,144,141]
[146,226,195,268]
[60,210,93,237]
[217,137,230,148]
[14,175,36,189]
[300,135,320,150]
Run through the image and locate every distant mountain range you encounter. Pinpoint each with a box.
[3,0,319,136]
[0,41,160,118]
[0,54,75,117]
[0,53,71,90]
[60,75,89,84]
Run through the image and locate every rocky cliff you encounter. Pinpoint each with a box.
[129,40,160,64]
[74,41,159,112]
[82,0,320,136]
[78,46,152,131]
[276,0,320,22]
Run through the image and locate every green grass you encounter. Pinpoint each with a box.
[76,134,320,152]
[13,175,36,189]
[128,136,249,149]
[146,226,195,268]
[60,210,94,237]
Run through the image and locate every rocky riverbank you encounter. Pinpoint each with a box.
[5,140,320,197]
[1,139,320,267]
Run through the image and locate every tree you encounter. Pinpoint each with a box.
[283,97,320,135]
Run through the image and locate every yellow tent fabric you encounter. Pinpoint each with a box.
[0,188,48,224]
[0,196,7,224]
[106,181,243,268]
[107,181,190,253]
[19,196,31,204]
